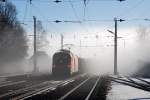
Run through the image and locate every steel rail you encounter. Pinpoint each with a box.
[0,80,26,88]
[0,81,12,85]
[111,77,140,87]
[13,81,65,100]
[58,76,92,100]
[85,76,101,100]
[16,86,56,100]
[111,76,150,87]
[136,78,150,86]
[111,76,150,92]
[0,81,51,99]
[110,76,140,86]
[112,79,149,91]
[127,77,150,88]
[14,79,76,100]
[11,74,88,100]
[0,73,31,78]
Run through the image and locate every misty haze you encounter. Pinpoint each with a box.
[0,0,150,100]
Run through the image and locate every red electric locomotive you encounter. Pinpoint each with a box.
[52,49,78,76]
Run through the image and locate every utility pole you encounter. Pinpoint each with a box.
[113,18,125,75]
[33,16,37,73]
[114,18,117,75]
[61,34,63,49]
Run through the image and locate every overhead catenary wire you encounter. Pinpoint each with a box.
[0,18,150,23]
[82,0,97,34]
[83,0,92,19]
[11,0,126,3]
[32,0,69,32]
[31,3,49,31]
[68,0,89,33]
[22,0,28,23]
[117,0,145,18]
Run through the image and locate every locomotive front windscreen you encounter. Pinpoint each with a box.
[53,52,71,67]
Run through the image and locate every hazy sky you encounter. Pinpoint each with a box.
[10,0,150,34]
[9,0,150,56]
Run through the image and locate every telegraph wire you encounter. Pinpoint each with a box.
[32,0,64,33]
[28,0,33,20]
[117,0,145,18]
[31,2,63,36]
[68,0,79,22]
[11,0,126,3]
[68,0,89,33]
[31,3,48,29]
[1,18,150,23]
[83,0,90,19]
[22,0,29,23]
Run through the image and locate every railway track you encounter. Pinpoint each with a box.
[58,76,101,100]
[0,73,88,100]
[3,74,149,100]
[0,80,32,95]
[110,76,150,92]
[0,73,31,82]
[25,75,111,100]
[0,73,58,96]
[0,74,112,100]
[0,79,51,99]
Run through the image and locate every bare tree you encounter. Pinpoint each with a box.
[0,2,28,65]
[36,20,48,50]
[136,25,150,41]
